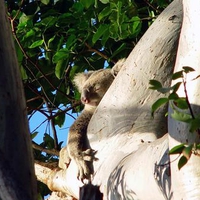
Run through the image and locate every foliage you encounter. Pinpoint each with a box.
[6,0,171,198]
[150,66,200,170]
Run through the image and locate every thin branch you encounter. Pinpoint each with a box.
[32,142,59,157]
[49,101,81,120]
[31,118,48,134]
[34,160,58,169]
[183,79,195,119]
[44,99,59,150]
[183,76,200,135]
[78,38,116,63]
[142,0,162,13]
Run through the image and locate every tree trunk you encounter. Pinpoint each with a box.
[168,0,200,199]
[0,1,37,199]
[56,0,183,199]
[87,1,182,199]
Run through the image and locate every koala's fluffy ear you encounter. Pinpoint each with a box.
[111,58,126,77]
[73,71,94,92]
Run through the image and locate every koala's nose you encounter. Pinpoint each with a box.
[81,88,90,104]
[81,96,89,104]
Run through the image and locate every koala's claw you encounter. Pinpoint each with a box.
[74,148,98,182]
[82,149,98,162]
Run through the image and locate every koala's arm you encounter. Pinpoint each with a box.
[67,110,97,181]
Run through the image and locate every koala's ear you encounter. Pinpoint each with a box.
[73,71,94,92]
[111,58,126,77]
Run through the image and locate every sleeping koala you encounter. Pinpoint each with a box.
[59,59,125,182]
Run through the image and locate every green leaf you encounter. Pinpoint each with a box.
[98,6,112,21]
[72,2,84,13]
[157,0,169,7]
[101,28,110,46]
[183,66,195,73]
[182,145,193,160]
[29,40,44,48]
[172,71,183,80]
[172,82,182,93]
[20,65,28,80]
[24,29,35,39]
[157,87,172,94]
[189,118,200,132]
[171,109,192,122]
[47,35,56,48]
[196,144,200,149]
[80,0,94,8]
[130,16,142,36]
[110,43,127,58]
[92,24,109,44]
[41,16,57,28]
[43,133,54,149]
[55,59,67,79]
[171,109,192,123]
[41,0,50,5]
[66,34,77,49]
[52,49,69,63]
[56,35,64,51]
[99,0,109,4]
[19,13,31,24]
[54,112,65,127]
[174,98,188,109]
[31,132,38,139]
[151,98,168,116]
[169,92,179,100]
[169,143,185,154]
[178,156,188,170]
[149,80,162,90]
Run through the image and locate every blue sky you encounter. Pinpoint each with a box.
[29,110,77,147]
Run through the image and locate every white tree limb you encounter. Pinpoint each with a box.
[168,0,200,199]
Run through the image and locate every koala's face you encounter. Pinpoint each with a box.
[80,70,114,106]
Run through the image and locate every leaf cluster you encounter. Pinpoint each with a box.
[150,66,200,169]
[169,143,200,170]
[150,67,200,131]
[169,143,193,170]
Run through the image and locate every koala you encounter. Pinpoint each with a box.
[60,59,125,182]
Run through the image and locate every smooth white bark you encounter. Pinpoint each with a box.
[168,0,200,199]
[88,1,182,199]
[56,0,183,199]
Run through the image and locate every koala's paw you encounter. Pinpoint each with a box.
[75,149,98,182]
[82,149,98,162]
